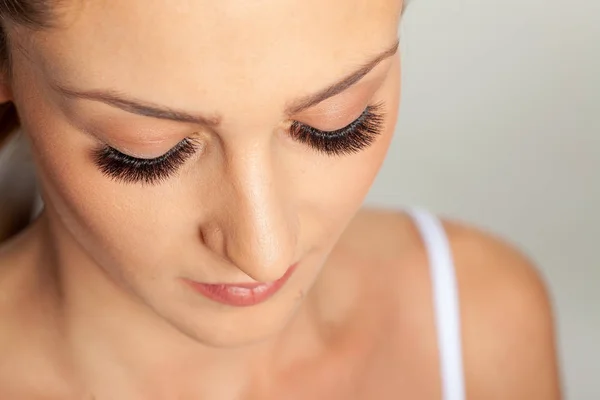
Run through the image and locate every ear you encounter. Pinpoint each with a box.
[0,69,13,103]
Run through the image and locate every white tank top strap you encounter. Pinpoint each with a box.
[406,208,466,400]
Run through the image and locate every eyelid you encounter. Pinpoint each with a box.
[93,138,200,184]
[294,91,382,132]
[105,146,160,161]
[92,102,385,184]
[289,102,385,156]
[104,145,167,162]
[293,105,373,134]
[108,138,193,161]
[102,130,200,160]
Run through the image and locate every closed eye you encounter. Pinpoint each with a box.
[91,103,385,185]
[289,102,385,155]
[92,138,200,184]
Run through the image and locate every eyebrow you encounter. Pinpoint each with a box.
[285,40,399,114]
[53,39,399,126]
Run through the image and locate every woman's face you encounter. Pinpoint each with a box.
[5,0,403,346]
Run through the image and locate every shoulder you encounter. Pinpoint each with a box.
[441,218,562,398]
[0,230,76,400]
[337,208,561,398]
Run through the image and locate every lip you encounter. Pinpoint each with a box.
[184,264,297,307]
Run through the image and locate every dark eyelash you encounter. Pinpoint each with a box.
[93,103,384,185]
[289,102,385,156]
[92,138,199,185]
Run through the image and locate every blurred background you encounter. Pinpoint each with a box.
[366,0,599,398]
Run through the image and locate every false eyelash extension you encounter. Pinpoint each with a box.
[92,137,199,185]
[289,102,386,156]
[92,104,384,185]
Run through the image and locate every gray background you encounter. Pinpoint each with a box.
[365,0,599,398]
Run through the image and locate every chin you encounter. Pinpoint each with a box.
[171,317,289,349]
[152,297,302,349]
[195,328,281,349]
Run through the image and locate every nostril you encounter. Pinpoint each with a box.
[198,224,225,255]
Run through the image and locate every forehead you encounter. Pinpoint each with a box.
[29,0,402,114]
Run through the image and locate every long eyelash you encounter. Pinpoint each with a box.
[289,102,386,156]
[92,138,199,185]
[92,104,384,185]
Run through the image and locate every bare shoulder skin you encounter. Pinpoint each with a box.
[0,209,561,399]
[442,218,561,398]
[306,208,561,398]
[0,224,75,399]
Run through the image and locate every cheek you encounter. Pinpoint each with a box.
[299,63,400,236]
[296,110,398,252]
[301,108,398,254]
[304,127,393,209]
[12,48,400,275]
[16,90,175,273]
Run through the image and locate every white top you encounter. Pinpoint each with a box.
[408,208,466,400]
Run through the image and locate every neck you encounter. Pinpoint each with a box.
[34,211,311,399]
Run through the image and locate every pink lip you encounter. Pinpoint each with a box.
[184,264,297,307]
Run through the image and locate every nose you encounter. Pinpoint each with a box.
[200,146,298,283]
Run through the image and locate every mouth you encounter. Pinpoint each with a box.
[183,264,298,307]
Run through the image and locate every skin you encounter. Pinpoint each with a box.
[0,0,561,398]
